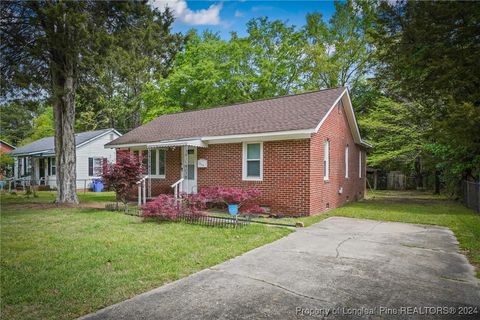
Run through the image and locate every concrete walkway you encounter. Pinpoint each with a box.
[81,217,480,319]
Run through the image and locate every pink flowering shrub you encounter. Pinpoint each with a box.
[142,194,180,220]
[142,193,207,221]
[200,187,264,214]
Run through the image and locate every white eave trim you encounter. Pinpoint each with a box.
[77,129,122,149]
[314,88,372,149]
[108,129,314,148]
[147,139,208,149]
[11,149,53,157]
[314,88,348,133]
[203,129,313,144]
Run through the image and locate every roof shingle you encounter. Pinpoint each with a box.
[11,129,115,156]
[108,87,346,146]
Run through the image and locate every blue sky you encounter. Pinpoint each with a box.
[151,1,337,39]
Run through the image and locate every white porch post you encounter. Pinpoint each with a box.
[138,184,141,206]
[182,146,189,194]
[142,179,146,204]
[147,148,151,199]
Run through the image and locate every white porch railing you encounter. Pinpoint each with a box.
[171,178,184,200]
[136,175,149,207]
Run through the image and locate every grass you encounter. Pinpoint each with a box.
[0,194,291,320]
[0,190,116,205]
[1,189,479,319]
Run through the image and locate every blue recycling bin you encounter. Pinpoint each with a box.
[92,179,104,192]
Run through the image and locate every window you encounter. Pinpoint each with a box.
[23,157,30,176]
[50,157,56,175]
[359,151,362,178]
[149,149,166,178]
[88,157,104,176]
[345,145,349,178]
[18,158,22,178]
[243,142,263,180]
[324,140,330,181]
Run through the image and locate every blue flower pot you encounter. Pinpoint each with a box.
[228,204,239,216]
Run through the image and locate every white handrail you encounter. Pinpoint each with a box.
[136,175,149,184]
[136,175,149,206]
[171,178,184,199]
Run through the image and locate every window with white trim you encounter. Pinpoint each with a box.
[149,149,166,178]
[345,145,349,178]
[324,140,330,181]
[243,142,263,180]
[18,158,22,178]
[50,157,56,175]
[359,151,362,178]
[88,157,105,176]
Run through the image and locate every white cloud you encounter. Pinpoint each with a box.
[151,0,223,25]
[234,10,244,18]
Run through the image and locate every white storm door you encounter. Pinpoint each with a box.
[182,146,197,194]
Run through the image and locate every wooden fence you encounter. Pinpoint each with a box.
[463,180,480,213]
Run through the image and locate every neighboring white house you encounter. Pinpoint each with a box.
[10,129,121,190]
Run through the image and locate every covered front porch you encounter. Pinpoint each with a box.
[14,154,57,189]
[133,139,208,203]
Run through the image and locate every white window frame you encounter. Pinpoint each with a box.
[345,145,349,179]
[149,149,166,179]
[359,151,362,178]
[242,142,263,181]
[50,157,56,176]
[89,157,104,177]
[324,140,330,181]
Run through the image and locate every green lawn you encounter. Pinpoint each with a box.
[1,189,479,319]
[0,195,291,320]
[0,191,116,205]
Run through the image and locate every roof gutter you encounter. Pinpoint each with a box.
[106,129,315,149]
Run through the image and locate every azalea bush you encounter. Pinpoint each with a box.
[200,187,264,214]
[142,193,207,221]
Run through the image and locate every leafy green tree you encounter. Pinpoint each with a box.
[246,18,307,97]
[0,101,37,146]
[76,7,183,132]
[0,153,14,178]
[358,97,423,171]
[1,1,180,203]
[141,82,181,123]
[371,0,480,193]
[21,106,54,145]
[304,0,375,96]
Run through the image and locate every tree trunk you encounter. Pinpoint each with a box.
[415,156,424,190]
[53,67,79,204]
[434,170,441,194]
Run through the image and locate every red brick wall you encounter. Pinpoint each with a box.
[149,148,181,196]
[309,101,366,214]
[116,148,181,198]
[197,140,310,215]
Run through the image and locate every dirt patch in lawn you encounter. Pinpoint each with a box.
[2,202,107,210]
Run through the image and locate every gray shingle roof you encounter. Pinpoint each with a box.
[11,129,115,156]
[107,87,346,146]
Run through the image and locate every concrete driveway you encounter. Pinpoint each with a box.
[81,217,480,319]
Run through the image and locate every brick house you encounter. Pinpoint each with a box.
[0,140,15,180]
[106,87,371,216]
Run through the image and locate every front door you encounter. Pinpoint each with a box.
[182,146,197,194]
